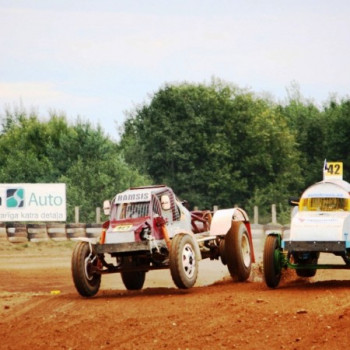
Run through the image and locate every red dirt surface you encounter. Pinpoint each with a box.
[1,240,350,350]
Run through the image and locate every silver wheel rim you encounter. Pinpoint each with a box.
[182,243,196,278]
[241,234,251,268]
[84,257,94,281]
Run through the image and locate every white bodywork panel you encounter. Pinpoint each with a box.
[302,181,350,199]
[114,188,152,204]
[166,200,192,238]
[210,208,249,236]
[290,211,350,241]
[105,230,135,244]
[289,180,350,242]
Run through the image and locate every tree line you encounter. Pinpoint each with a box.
[1,80,349,223]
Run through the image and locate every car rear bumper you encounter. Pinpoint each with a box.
[283,240,347,252]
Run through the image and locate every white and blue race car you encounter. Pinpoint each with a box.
[263,161,350,288]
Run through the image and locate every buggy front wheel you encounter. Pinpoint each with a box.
[170,234,198,289]
[71,241,101,297]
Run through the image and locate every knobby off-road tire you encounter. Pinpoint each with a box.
[71,241,101,297]
[225,222,252,281]
[170,233,198,289]
[121,257,146,290]
[263,235,282,288]
[219,239,227,265]
[296,268,317,278]
[295,252,319,278]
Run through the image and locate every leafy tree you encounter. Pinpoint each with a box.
[119,80,302,219]
[323,99,350,179]
[278,93,327,188]
[0,109,150,222]
[4,86,347,225]
[0,110,55,182]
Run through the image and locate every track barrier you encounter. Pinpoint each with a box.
[2,223,102,243]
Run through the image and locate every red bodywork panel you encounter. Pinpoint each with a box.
[106,216,164,241]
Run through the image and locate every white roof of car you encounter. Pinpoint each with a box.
[114,185,170,204]
[301,180,350,199]
[114,188,153,203]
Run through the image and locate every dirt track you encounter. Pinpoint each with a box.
[1,241,350,350]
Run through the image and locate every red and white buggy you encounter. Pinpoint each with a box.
[71,185,255,297]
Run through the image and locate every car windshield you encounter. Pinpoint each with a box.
[299,197,350,211]
[111,202,150,220]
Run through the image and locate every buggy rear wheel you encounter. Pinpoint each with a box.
[121,271,146,290]
[225,222,252,281]
[71,241,101,297]
[121,256,146,290]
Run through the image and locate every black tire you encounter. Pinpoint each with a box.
[219,239,227,265]
[121,257,146,290]
[296,269,317,277]
[263,235,282,288]
[294,252,319,277]
[170,233,198,289]
[225,222,252,281]
[121,271,146,290]
[71,241,101,297]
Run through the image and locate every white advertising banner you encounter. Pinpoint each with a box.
[0,183,66,222]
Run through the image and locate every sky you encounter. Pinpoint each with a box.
[0,0,349,140]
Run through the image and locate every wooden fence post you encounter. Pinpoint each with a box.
[271,204,277,224]
[254,206,259,224]
[75,206,80,224]
[96,207,101,223]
